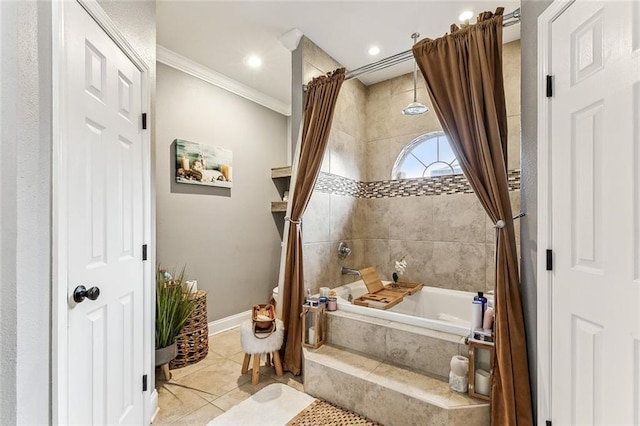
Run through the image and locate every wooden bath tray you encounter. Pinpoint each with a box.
[353,267,423,310]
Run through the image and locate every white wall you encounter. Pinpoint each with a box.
[0,1,155,423]
[156,63,287,321]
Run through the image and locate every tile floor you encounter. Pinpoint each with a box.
[153,327,304,425]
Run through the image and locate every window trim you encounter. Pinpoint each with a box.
[391,131,461,180]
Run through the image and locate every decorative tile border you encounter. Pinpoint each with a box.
[316,169,520,198]
[314,172,366,198]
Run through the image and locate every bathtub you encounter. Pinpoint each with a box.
[331,280,486,337]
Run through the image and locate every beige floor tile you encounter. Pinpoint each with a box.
[173,402,224,426]
[271,371,304,392]
[209,328,243,357]
[226,350,247,365]
[157,331,312,421]
[175,358,252,400]
[169,352,224,381]
[155,382,210,424]
[211,375,277,411]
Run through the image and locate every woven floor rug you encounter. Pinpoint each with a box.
[286,399,381,426]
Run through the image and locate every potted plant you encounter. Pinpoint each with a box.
[155,266,194,371]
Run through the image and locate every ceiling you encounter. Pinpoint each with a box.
[157,1,521,113]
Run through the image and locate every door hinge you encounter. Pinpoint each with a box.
[142,374,148,392]
[546,75,553,98]
[546,420,552,426]
[142,244,148,261]
[546,249,553,271]
[142,113,148,130]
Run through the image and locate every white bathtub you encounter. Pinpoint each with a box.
[331,280,486,337]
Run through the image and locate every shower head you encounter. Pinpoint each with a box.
[402,101,429,116]
[402,32,429,116]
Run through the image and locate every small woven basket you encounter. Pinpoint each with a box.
[170,290,209,369]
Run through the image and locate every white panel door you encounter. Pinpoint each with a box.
[550,1,640,424]
[64,2,144,424]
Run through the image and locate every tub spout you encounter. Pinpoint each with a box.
[341,267,361,276]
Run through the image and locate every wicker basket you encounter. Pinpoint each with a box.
[170,290,209,369]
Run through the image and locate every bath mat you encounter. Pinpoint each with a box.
[286,400,381,426]
[207,383,315,426]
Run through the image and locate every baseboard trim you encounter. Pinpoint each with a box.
[208,310,251,336]
[149,389,159,424]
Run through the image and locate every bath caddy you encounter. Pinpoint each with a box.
[353,267,423,310]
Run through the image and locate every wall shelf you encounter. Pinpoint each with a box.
[271,201,288,213]
[271,166,291,239]
[271,166,292,179]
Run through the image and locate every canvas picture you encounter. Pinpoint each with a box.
[175,139,232,188]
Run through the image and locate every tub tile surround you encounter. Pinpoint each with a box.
[388,195,434,241]
[314,170,521,199]
[302,191,331,243]
[327,312,388,361]
[300,37,521,296]
[302,242,334,292]
[503,39,522,119]
[328,128,363,182]
[304,343,489,426]
[432,193,486,243]
[300,37,369,294]
[327,311,466,380]
[329,194,359,242]
[363,197,391,239]
[430,242,487,293]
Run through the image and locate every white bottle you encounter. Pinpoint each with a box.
[470,300,483,332]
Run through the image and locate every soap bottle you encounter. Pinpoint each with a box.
[483,301,495,333]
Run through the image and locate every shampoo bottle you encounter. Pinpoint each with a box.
[474,292,487,316]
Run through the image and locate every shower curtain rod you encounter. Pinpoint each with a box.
[344,8,521,81]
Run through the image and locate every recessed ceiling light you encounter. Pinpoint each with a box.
[244,55,262,68]
[368,46,380,56]
[459,10,474,22]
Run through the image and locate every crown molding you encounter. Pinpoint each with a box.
[279,28,304,52]
[157,45,291,116]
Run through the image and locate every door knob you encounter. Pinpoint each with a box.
[73,285,100,303]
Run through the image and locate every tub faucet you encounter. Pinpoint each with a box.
[340,267,360,276]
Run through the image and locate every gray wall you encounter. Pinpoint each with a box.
[0,1,155,424]
[155,63,287,321]
[521,0,553,419]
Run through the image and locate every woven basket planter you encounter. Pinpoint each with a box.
[170,290,209,369]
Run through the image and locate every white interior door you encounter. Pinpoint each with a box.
[63,2,144,424]
[550,1,640,424]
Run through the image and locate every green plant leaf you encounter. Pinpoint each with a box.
[156,265,195,349]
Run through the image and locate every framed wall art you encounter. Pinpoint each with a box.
[175,139,232,188]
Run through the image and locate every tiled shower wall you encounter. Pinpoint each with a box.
[300,37,368,292]
[301,38,521,295]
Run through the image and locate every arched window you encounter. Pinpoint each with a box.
[391,131,463,180]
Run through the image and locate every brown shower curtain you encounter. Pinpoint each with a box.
[281,68,345,375]
[412,9,533,425]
